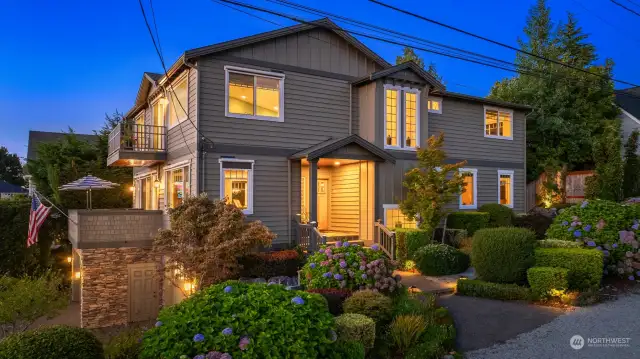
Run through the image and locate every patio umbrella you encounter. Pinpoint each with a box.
[59,175,118,209]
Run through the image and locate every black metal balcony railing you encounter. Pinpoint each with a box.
[108,123,167,156]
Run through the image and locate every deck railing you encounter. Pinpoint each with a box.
[108,123,167,156]
[374,220,396,259]
[297,222,327,252]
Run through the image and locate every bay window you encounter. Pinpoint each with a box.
[219,159,254,214]
[384,85,421,150]
[225,66,285,122]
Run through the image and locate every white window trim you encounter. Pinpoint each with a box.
[224,66,285,123]
[383,84,420,151]
[484,105,514,140]
[164,164,191,209]
[219,158,255,215]
[151,97,169,127]
[166,75,189,130]
[427,97,443,114]
[497,170,515,208]
[459,168,478,209]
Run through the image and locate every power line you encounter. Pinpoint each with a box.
[611,0,640,17]
[571,0,640,45]
[624,0,640,8]
[369,0,639,88]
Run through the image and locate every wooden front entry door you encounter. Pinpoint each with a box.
[317,179,328,230]
[128,263,159,323]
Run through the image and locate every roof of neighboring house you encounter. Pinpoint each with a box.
[352,61,446,92]
[290,134,396,163]
[27,131,97,161]
[616,87,640,120]
[0,180,26,194]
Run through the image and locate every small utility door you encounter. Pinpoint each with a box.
[317,179,329,230]
[128,263,159,323]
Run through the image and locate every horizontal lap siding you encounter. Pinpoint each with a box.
[167,68,198,164]
[330,163,360,234]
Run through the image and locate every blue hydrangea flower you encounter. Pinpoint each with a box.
[343,241,350,247]
[633,223,639,230]
[603,250,610,256]
[637,271,640,276]
[224,286,233,293]
[584,224,592,232]
[222,328,233,336]
[335,241,342,248]
[220,354,232,359]
[155,321,162,327]
[309,263,316,269]
[359,265,366,271]
[195,355,206,359]
[339,261,347,268]
[562,221,569,226]
[568,227,575,232]
[587,241,596,247]
[573,230,582,238]
[371,244,380,251]
[613,243,619,248]
[194,333,205,342]
[206,352,223,359]
[596,246,602,250]
[334,274,344,280]
[629,275,636,281]
[361,273,367,279]
[581,201,588,208]
[291,296,305,305]
[323,272,332,278]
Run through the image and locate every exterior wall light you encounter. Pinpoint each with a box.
[154,179,161,188]
[67,256,72,263]
[129,186,135,192]
[74,271,81,279]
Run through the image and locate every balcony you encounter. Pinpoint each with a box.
[107,123,167,167]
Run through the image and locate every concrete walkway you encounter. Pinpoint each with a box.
[28,302,80,329]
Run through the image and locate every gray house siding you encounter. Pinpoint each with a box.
[167,68,198,162]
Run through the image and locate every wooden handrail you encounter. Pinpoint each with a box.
[374,220,396,259]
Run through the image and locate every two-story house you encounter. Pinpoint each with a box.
[107,18,528,248]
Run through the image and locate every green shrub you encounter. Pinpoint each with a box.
[471,228,537,283]
[327,340,365,359]
[534,248,603,290]
[456,279,532,300]
[447,212,490,235]
[433,228,468,247]
[306,288,353,315]
[404,340,444,359]
[334,313,376,349]
[527,267,569,298]
[104,328,143,359]
[140,281,335,359]
[422,323,456,352]
[393,292,435,317]
[413,244,470,276]
[238,249,304,278]
[395,228,432,264]
[0,325,104,359]
[388,315,427,354]
[479,203,514,227]
[514,213,553,239]
[302,243,400,293]
[343,289,393,324]
[538,239,583,248]
[0,198,41,276]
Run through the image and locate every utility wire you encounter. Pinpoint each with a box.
[369,0,639,87]
[611,0,640,17]
[571,0,640,45]
[624,0,640,8]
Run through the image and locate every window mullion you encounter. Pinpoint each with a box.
[253,76,257,116]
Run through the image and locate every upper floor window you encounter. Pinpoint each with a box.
[168,77,188,128]
[459,168,477,209]
[383,204,417,229]
[384,85,420,150]
[498,170,514,208]
[225,66,285,122]
[427,97,442,114]
[484,106,513,140]
[219,159,254,215]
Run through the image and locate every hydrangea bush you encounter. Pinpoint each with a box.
[140,281,335,359]
[546,200,640,280]
[302,242,401,293]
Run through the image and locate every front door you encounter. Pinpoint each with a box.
[128,263,159,323]
[317,179,328,230]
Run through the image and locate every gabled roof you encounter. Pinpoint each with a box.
[184,18,391,69]
[353,61,446,92]
[291,134,395,163]
[616,87,640,120]
[0,180,27,194]
[27,131,97,161]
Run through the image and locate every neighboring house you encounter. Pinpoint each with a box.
[0,180,27,199]
[107,18,529,248]
[616,87,640,149]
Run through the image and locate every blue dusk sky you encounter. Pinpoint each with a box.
[1,0,639,159]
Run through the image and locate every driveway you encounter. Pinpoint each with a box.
[464,294,640,358]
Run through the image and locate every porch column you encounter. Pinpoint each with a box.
[309,159,318,224]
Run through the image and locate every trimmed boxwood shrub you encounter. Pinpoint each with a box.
[343,289,393,324]
[471,228,537,283]
[527,266,569,298]
[538,239,583,248]
[447,212,490,235]
[0,325,104,359]
[413,244,470,276]
[514,213,553,239]
[395,228,432,265]
[140,281,335,359]
[334,313,376,349]
[479,203,514,227]
[534,248,603,290]
[104,328,143,359]
[456,279,532,300]
[306,288,353,315]
[238,249,304,278]
[328,340,365,359]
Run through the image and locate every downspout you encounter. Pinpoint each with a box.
[349,85,353,135]
[287,160,292,247]
[524,110,532,212]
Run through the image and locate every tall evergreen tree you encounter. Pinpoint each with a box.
[0,147,25,186]
[396,46,443,82]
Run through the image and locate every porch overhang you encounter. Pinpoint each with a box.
[290,134,395,163]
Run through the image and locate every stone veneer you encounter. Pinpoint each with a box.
[79,247,163,329]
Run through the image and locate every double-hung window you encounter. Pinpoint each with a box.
[167,77,188,128]
[484,106,513,139]
[165,165,190,209]
[427,97,442,114]
[383,204,417,229]
[384,85,420,150]
[498,170,514,208]
[219,159,254,215]
[459,168,478,209]
[225,66,285,122]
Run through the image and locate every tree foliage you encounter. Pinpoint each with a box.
[152,195,276,291]
[489,0,617,182]
[0,147,25,187]
[400,133,467,230]
[585,122,624,201]
[396,46,443,82]
[623,130,640,198]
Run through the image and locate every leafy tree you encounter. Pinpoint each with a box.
[623,130,640,198]
[400,133,467,230]
[584,122,624,201]
[489,0,617,184]
[0,147,25,186]
[396,46,443,82]
[152,195,276,292]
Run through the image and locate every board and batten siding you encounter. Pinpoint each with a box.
[219,28,383,78]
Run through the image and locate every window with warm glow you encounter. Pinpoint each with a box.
[226,67,284,122]
[460,168,477,209]
[166,166,190,209]
[168,78,188,127]
[385,89,398,147]
[499,170,514,208]
[484,107,513,139]
[428,98,442,114]
[220,160,254,214]
[153,99,167,149]
[405,92,417,148]
[384,205,417,229]
[136,177,153,210]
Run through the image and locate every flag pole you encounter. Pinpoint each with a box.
[33,190,78,226]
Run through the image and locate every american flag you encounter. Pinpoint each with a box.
[27,194,51,247]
